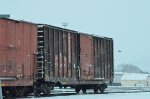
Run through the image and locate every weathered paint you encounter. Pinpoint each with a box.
[93,37,114,80]
[0,18,37,86]
[38,24,113,84]
[38,25,78,80]
[80,34,94,80]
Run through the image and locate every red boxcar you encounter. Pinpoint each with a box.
[80,34,94,80]
[35,24,114,94]
[0,18,113,97]
[0,18,37,96]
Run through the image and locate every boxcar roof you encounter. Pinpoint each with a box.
[0,18,112,40]
[38,24,113,40]
[0,18,37,25]
[37,24,77,33]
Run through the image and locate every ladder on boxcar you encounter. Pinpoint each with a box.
[36,25,45,79]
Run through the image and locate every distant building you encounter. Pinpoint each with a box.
[121,73,150,86]
[113,72,123,86]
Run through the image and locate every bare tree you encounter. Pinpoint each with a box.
[116,64,145,73]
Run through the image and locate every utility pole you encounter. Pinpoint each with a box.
[62,22,68,28]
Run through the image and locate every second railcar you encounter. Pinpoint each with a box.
[35,24,114,94]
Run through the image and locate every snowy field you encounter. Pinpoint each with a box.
[17,86,150,99]
[19,92,150,99]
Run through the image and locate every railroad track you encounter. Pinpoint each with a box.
[107,86,150,93]
[3,86,150,98]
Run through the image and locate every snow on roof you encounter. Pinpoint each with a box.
[121,73,148,80]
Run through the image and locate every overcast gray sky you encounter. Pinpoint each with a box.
[1,0,150,72]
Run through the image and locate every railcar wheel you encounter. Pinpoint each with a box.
[45,84,51,95]
[82,88,87,94]
[94,87,98,93]
[99,86,105,93]
[64,85,67,89]
[75,87,80,94]
[41,84,51,95]
[4,88,15,97]
[15,87,26,96]
[34,89,41,97]
[34,85,41,97]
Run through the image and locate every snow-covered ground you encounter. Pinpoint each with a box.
[18,86,150,99]
[20,92,150,99]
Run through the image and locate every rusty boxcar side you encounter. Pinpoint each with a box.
[35,24,113,94]
[0,18,37,96]
[36,25,79,85]
[77,34,113,86]
[79,34,94,80]
[93,36,114,82]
